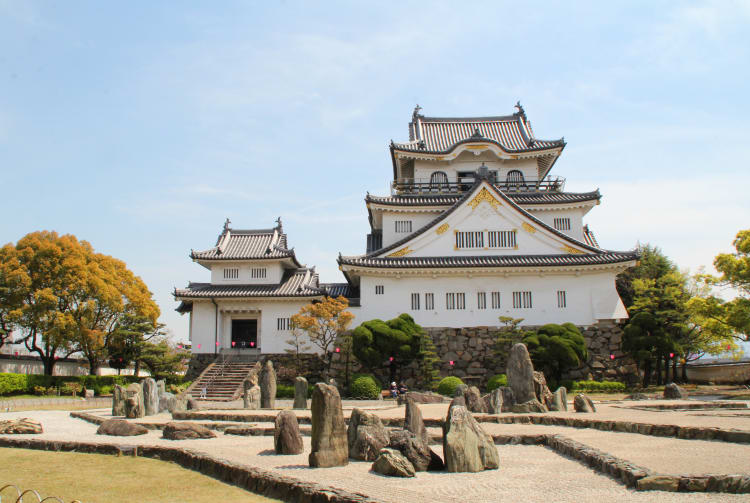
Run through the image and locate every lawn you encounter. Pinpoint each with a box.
[0,447,280,503]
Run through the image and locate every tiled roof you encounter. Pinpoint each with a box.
[366,190,600,207]
[174,269,323,299]
[393,108,564,154]
[190,222,300,266]
[339,252,638,269]
[583,225,600,248]
[320,283,356,298]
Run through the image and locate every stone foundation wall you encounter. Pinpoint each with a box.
[185,320,640,390]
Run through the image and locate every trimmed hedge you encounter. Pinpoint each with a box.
[0,373,186,397]
[571,380,626,393]
[487,374,508,392]
[437,376,464,397]
[349,375,380,399]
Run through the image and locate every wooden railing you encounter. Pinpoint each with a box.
[391,175,566,195]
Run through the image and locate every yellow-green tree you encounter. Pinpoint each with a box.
[0,231,159,375]
[688,229,750,343]
[290,296,354,376]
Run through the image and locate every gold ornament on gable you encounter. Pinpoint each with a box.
[387,247,413,258]
[436,223,449,235]
[467,188,500,210]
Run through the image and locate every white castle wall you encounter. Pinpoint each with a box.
[209,261,284,285]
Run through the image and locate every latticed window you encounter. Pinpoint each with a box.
[250,268,266,279]
[491,291,501,309]
[554,218,571,231]
[429,171,449,187]
[411,293,420,310]
[477,292,487,310]
[506,170,525,187]
[223,268,239,279]
[277,318,291,330]
[487,230,517,248]
[395,220,413,233]
[425,293,434,310]
[375,285,384,295]
[557,290,567,308]
[455,231,484,249]
[512,291,533,309]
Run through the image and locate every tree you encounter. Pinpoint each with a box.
[110,314,167,376]
[688,229,750,342]
[290,296,354,376]
[493,316,532,368]
[622,312,668,387]
[616,244,674,309]
[522,323,587,387]
[284,321,312,373]
[139,338,187,380]
[416,330,440,391]
[352,313,422,383]
[0,231,160,375]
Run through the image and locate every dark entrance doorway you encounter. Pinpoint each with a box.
[231,319,257,349]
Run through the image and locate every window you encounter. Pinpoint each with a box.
[477,292,487,310]
[395,220,413,233]
[429,171,449,188]
[375,285,384,295]
[446,292,465,310]
[223,268,239,280]
[513,291,533,309]
[491,291,501,309]
[554,218,571,231]
[487,230,517,248]
[506,170,525,188]
[455,231,484,249]
[277,318,291,330]
[250,268,267,279]
[411,293,420,310]
[557,290,567,308]
[425,293,434,310]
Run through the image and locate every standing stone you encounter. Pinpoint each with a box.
[663,383,688,399]
[507,343,536,404]
[309,383,348,468]
[404,398,428,445]
[499,386,515,412]
[443,404,499,472]
[453,384,469,398]
[159,392,174,413]
[274,410,304,455]
[483,388,503,414]
[389,429,444,472]
[260,361,277,409]
[124,383,144,419]
[294,376,308,409]
[142,378,159,416]
[533,371,554,409]
[243,374,261,410]
[549,387,568,412]
[347,408,390,461]
[112,385,126,417]
[573,393,596,413]
[167,393,188,413]
[156,380,166,395]
[372,448,416,478]
[463,386,488,414]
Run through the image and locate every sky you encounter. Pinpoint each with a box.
[1,1,749,344]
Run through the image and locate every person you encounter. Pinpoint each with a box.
[390,381,398,399]
[200,385,207,399]
[398,382,408,395]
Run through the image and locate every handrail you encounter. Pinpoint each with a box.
[391,176,565,195]
[200,352,235,396]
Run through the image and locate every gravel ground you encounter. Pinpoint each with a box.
[1,410,749,502]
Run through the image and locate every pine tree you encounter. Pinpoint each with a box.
[417,331,440,391]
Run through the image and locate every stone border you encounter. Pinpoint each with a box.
[0,437,379,503]
[621,402,748,411]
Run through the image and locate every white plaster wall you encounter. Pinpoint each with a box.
[526,208,586,242]
[209,262,284,284]
[413,156,538,184]
[355,271,626,327]
[191,301,218,353]
[381,211,440,248]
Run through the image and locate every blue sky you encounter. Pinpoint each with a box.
[1,1,749,343]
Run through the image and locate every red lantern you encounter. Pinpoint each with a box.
[177,344,182,349]
[197,344,201,349]
[215,341,220,346]
[14,351,18,357]
[389,356,394,362]
[609,354,615,360]
[335,347,340,353]
[669,352,674,358]
[449,360,454,366]
[250,341,255,347]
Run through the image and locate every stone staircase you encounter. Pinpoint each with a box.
[188,356,261,402]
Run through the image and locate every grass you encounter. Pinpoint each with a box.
[0,447,280,503]
[0,394,81,401]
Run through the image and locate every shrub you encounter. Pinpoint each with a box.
[276,384,295,399]
[98,385,113,396]
[0,373,151,396]
[486,374,507,392]
[61,382,82,396]
[0,373,28,395]
[349,375,380,399]
[32,385,47,396]
[571,380,626,393]
[437,376,464,397]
